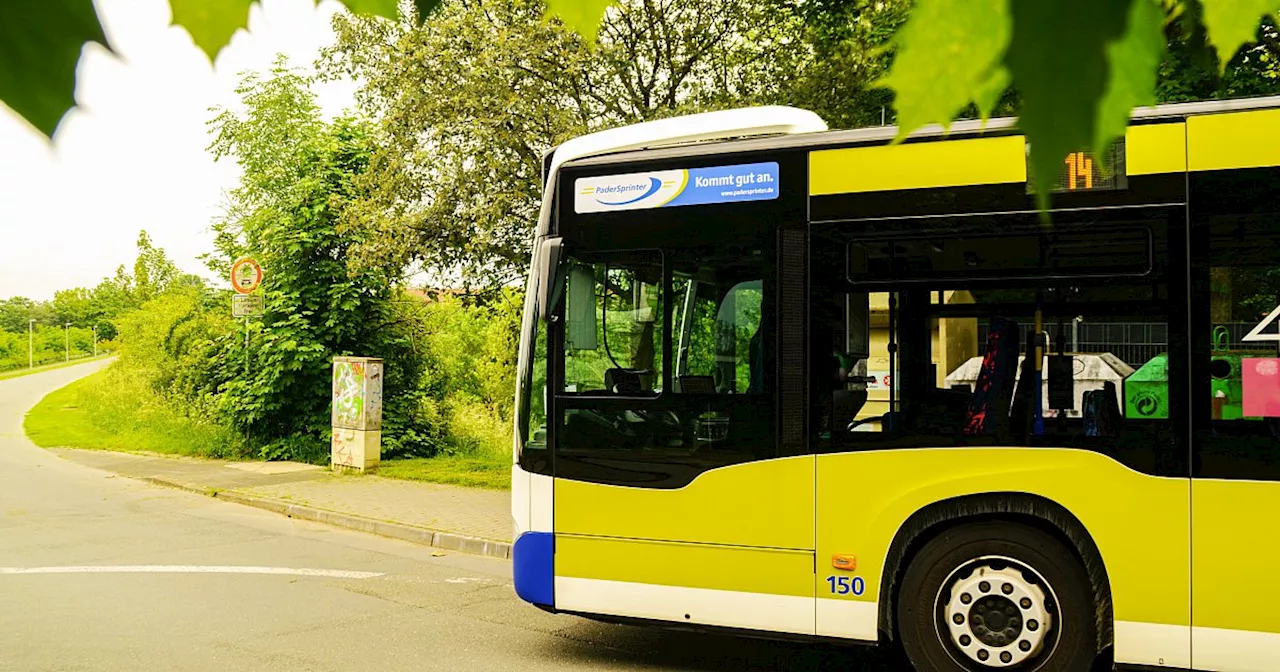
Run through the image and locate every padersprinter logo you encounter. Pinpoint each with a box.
[574,162,779,214]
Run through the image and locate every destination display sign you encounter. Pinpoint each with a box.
[574,162,779,214]
[1026,139,1128,194]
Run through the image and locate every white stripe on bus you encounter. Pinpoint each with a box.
[556,577,813,635]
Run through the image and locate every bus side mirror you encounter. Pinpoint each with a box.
[536,238,564,321]
[565,264,598,350]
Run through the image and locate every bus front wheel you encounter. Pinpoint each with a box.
[896,521,1098,672]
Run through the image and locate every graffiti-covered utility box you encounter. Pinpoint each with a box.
[331,356,383,471]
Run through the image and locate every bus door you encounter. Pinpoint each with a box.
[1189,119,1280,669]
[548,235,816,636]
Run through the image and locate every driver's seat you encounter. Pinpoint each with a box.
[605,368,646,394]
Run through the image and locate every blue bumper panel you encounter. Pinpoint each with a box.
[512,531,554,607]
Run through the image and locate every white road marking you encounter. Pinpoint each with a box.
[0,565,384,579]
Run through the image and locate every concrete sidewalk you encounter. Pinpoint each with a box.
[50,448,513,559]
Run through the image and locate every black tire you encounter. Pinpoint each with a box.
[896,521,1098,672]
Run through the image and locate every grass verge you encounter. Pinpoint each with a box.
[24,367,243,458]
[27,363,510,490]
[376,455,509,490]
[0,355,113,382]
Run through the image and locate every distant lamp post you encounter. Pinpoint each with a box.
[64,322,71,362]
[28,319,35,369]
[92,325,98,358]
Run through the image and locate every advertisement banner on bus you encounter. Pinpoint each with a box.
[574,162,779,214]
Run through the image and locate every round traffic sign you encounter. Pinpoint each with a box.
[230,257,263,295]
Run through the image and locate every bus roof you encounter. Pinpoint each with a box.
[545,106,825,176]
[561,94,1280,170]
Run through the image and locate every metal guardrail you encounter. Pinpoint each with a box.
[976,322,1278,369]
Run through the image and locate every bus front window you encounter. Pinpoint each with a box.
[562,251,664,396]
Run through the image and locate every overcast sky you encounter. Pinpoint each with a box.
[0,0,358,301]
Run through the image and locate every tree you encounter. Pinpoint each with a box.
[1158,13,1280,102]
[0,228,201,343]
[784,0,908,129]
[50,287,95,328]
[0,297,52,333]
[85,267,136,342]
[80,231,205,340]
[199,59,423,461]
[324,0,808,290]
[132,231,185,303]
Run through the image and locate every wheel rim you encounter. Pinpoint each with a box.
[934,556,1058,669]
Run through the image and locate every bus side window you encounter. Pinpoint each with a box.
[562,255,664,395]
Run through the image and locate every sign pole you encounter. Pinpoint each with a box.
[230,256,264,379]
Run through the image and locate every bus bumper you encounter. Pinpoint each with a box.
[512,531,554,607]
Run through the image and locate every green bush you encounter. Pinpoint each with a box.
[441,394,512,460]
[403,289,521,460]
[112,290,227,390]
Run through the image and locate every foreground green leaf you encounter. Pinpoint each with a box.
[342,0,443,23]
[170,0,254,61]
[0,0,110,137]
[544,0,616,43]
[973,67,1013,123]
[1094,0,1166,153]
[339,0,399,20]
[175,1,437,64]
[1005,0,1131,206]
[880,0,1012,136]
[1201,0,1280,70]
[413,0,443,21]
[3,0,443,139]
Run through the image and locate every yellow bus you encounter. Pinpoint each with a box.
[511,95,1280,671]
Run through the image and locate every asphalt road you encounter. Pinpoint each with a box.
[0,361,897,672]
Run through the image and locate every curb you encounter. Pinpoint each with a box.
[134,476,512,560]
